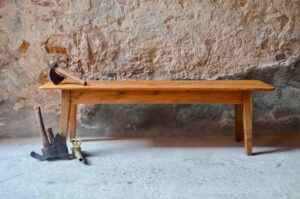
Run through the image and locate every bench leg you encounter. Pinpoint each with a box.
[60,90,71,142]
[235,104,243,142]
[243,91,253,156]
[69,104,77,140]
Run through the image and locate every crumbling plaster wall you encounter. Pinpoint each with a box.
[0,0,299,137]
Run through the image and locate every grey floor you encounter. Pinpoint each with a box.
[0,135,300,199]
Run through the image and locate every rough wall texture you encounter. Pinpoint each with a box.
[0,0,300,137]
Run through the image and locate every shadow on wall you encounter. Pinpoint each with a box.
[77,56,300,137]
[218,56,300,134]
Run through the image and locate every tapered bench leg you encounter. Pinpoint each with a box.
[69,104,77,140]
[235,104,243,142]
[60,90,71,142]
[243,91,253,156]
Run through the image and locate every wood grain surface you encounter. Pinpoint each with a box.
[70,90,244,104]
[40,80,274,91]
[243,91,253,156]
[44,80,271,156]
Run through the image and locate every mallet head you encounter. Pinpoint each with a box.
[49,62,64,85]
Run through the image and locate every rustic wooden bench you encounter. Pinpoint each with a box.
[40,80,274,156]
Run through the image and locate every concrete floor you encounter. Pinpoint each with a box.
[0,135,300,199]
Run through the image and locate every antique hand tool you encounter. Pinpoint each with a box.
[30,106,71,161]
[35,106,50,147]
[46,127,54,145]
[71,138,86,164]
[49,61,87,86]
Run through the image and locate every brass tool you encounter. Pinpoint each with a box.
[71,138,85,163]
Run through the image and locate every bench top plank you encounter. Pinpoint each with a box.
[40,80,274,91]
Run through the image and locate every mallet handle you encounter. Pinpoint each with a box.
[35,107,50,147]
[55,67,87,86]
[46,128,54,145]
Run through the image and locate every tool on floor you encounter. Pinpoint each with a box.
[30,106,71,161]
[46,128,54,145]
[35,106,50,147]
[49,61,87,86]
[71,138,86,164]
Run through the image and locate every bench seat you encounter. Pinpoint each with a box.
[40,80,274,156]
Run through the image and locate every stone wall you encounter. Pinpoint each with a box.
[0,0,299,137]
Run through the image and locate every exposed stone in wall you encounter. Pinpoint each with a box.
[18,40,30,54]
[0,0,299,137]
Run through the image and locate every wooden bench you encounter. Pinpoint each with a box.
[40,80,274,156]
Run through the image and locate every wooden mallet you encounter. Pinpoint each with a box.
[49,62,87,86]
